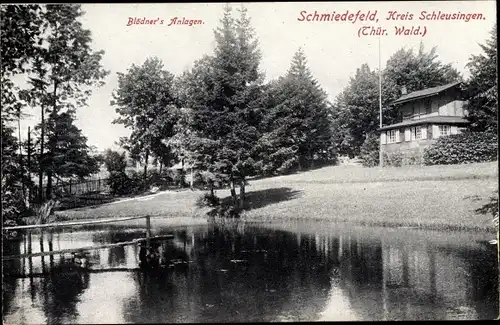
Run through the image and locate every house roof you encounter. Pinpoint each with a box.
[391,81,462,105]
[379,116,469,131]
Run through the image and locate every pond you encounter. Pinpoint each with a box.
[2,219,498,323]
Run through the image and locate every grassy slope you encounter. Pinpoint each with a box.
[57,161,498,232]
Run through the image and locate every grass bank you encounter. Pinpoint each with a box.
[56,162,498,232]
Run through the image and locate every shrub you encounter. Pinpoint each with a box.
[195,192,220,208]
[107,171,133,195]
[171,169,186,187]
[360,134,380,167]
[423,131,498,165]
[207,204,241,219]
[383,152,403,167]
[402,150,422,166]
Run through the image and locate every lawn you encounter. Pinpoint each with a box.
[56,161,499,232]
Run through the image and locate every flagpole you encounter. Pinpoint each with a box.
[378,32,384,167]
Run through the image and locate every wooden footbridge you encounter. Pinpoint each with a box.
[2,215,174,263]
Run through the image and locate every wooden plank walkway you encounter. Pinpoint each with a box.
[3,215,148,231]
[2,234,174,261]
[4,268,144,278]
[2,215,177,261]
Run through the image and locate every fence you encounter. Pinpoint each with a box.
[46,178,110,197]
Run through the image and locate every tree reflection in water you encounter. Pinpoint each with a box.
[2,223,499,323]
[123,223,336,323]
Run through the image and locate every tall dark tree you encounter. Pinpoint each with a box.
[1,121,32,224]
[330,64,379,157]
[464,24,497,132]
[257,48,335,174]
[1,5,44,222]
[36,111,100,186]
[182,5,264,208]
[112,56,180,188]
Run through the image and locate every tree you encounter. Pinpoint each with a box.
[464,24,497,132]
[257,49,335,174]
[1,5,45,223]
[102,149,131,195]
[181,5,264,209]
[1,121,32,225]
[112,57,180,189]
[1,5,43,121]
[1,5,44,210]
[38,110,100,184]
[331,64,379,157]
[102,149,127,174]
[21,4,108,201]
[382,42,462,120]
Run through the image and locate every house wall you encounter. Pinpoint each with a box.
[397,88,465,122]
[380,124,466,165]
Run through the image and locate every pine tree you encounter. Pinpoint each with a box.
[331,64,380,157]
[183,5,264,208]
[464,24,497,132]
[257,48,334,174]
[34,110,100,189]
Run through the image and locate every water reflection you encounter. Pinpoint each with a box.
[2,222,498,323]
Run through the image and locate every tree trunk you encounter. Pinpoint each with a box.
[143,149,149,190]
[159,160,163,174]
[27,127,31,208]
[180,158,186,187]
[239,177,245,209]
[190,168,193,190]
[230,176,237,207]
[46,170,52,200]
[38,104,45,203]
[18,117,25,200]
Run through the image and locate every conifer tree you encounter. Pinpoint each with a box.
[464,24,497,132]
[182,5,264,208]
[256,48,334,174]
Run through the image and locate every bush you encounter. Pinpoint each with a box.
[402,150,422,166]
[423,131,498,165]
[383,152,403,167]
[171,169,186,187]
[207,204,241,219]
[195,192,220,208]
[107,171,133,195]
[360,134,380,167]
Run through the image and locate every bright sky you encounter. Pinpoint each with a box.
[15,1,496,151]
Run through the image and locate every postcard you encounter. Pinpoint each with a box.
[1,1,498,323]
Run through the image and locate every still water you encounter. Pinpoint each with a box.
[2,219,499,323]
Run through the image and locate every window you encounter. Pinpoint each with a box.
[411,127,421,140]
[387,130,396,143]
[439,125,451,136]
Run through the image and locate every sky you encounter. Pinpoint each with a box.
[14,1,497,151]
